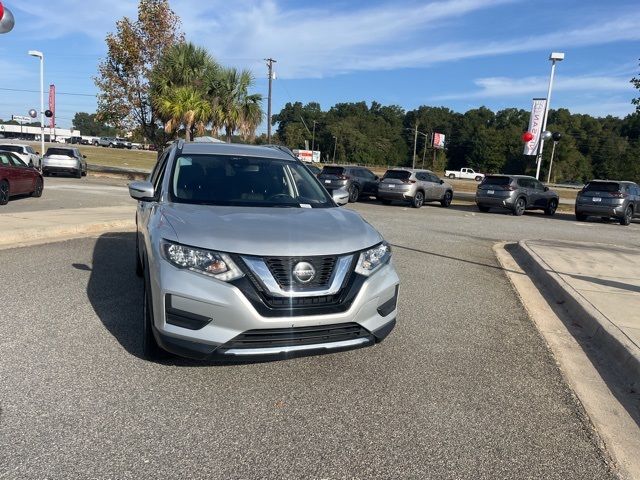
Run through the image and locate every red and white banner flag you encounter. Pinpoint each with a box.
[432,132,445,149]
[523,98,546,156]
[48,84,56,129]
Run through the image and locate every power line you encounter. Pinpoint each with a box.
[0,87,96,97]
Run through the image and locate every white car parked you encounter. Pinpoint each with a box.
[0,143,41,168]
[444,167,485,181]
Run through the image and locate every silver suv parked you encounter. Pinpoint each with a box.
[377,168,453,208]
[317,165,380,203]
[41,147,87,178]
[129,142,400,361]
[575,180,639,226]
[476,175,559,216]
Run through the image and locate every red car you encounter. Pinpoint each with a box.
[0,150,44,205]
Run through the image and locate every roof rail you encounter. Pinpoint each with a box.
[263,144,297,159]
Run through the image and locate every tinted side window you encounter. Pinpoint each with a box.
[415,172,426,181]
[153,151,171,195]
[8,154,26,167]
[517,179,532,188]
[150,151,170,186]
[428,173,441,183]
[0,153,12,166]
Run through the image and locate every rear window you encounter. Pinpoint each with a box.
[584,182,620,193]
[320,166,344,175]
[0,145,22,153]
[482,176,511,186]
[45,148,74,157]
[383,170,411,180]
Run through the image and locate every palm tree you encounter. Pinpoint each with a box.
[151,42,219,97]
[211,68,263,142]
[154,86,211,141]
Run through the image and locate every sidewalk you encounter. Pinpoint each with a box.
[517,239,640,386]
[0,205,135,249]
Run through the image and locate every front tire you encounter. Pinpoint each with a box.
[31,178,43,197]
[75,168,82,179]
[478,205,490,213]
[620,206,633,226]
[142,262,165,360]
[411,191,424,208]
[448,174,455,179]
[475,176,482,181]
[348,185,359,203]
[513,197,526,216]
[544,199,558,216]
[0,180,9,205]
[440,190,452,207]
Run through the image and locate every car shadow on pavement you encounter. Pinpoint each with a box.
[83,232,207,366]
[83,232,298,367]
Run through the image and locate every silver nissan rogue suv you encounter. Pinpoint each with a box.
[129,142,399,361]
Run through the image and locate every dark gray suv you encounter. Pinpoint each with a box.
[575,180,639,226]
[318,165,379,203]
[476,175,559,216]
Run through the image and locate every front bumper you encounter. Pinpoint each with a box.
[148,256,400,360]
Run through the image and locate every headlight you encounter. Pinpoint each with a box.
[355,242,391,276]
[161,240,243,281]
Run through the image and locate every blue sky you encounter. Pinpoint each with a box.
[0,0,638,131]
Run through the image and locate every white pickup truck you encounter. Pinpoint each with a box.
[444,167,484,181]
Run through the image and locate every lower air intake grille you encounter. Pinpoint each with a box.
[223,323,370,349]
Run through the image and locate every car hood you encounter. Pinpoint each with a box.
[160,203,383,257]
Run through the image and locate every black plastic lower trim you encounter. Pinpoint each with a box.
[165,294,211,330]
[377,286,399,317]
[372,318,396,342]
[153,327,219,360]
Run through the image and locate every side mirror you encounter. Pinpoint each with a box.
[36,151,40,155]
[83,155,87,158]
[332,187,349,206]
[440,179,444,184]
[129,180,155,201]
[374,175,379,181]
[544,186,549,192]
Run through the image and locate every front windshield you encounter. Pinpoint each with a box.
[170,154,334,208]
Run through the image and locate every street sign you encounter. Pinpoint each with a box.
[12,115,31,124]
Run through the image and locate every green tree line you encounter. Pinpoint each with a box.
[272,101,640,183]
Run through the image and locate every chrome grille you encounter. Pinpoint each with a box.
[264,256,337,289]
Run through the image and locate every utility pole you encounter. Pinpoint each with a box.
[265,57,276,143]
[412,122,418,169]
[421,135,428,168]
[431,133,436,168]
[311,120,317,152]
[332,136,337,163]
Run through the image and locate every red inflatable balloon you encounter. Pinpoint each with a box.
[522,132,534,142]
[0,3,4,20]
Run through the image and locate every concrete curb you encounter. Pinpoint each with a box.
[514,240,640,389]
[0,219,136,250]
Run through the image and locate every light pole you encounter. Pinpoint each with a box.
[547,132,562,184]
[535,52,564,180]
[412,123,419,169]
[332,135,337,163]
[28,50,44,156]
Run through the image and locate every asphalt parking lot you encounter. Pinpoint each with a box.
[3,197,638,479]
